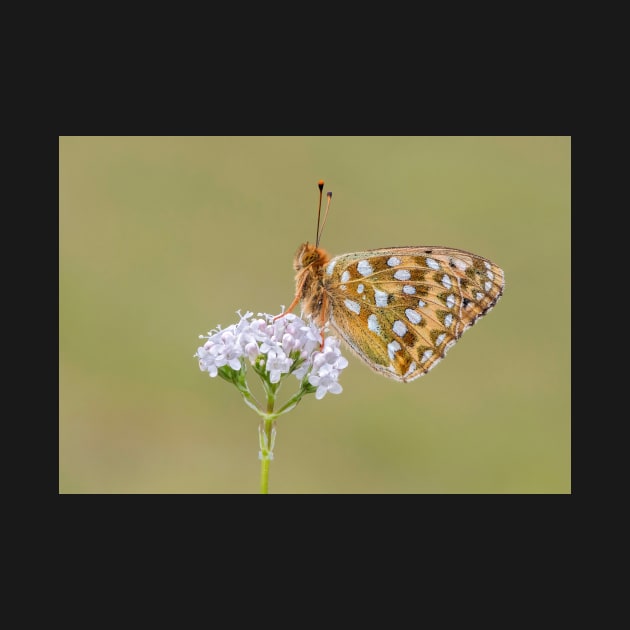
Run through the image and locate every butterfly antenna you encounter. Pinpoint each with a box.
[316,188,332,248]
[315,180,325,247]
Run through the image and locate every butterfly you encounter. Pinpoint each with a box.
[279,181,505,382]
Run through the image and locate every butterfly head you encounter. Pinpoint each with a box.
[293,242,331,272]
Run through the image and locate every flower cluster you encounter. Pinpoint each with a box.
[195,310,348,402]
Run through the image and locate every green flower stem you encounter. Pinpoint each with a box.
[197,313,348,494]
[257,377,316,493]
[221,360,320,492]
[259,416,276,494]
[265,387,276,416]
[275,388,307,415]
[233,381,263,416]
[259,378,280,494]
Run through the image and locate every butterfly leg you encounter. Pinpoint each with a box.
[317,294,328,349]
[273,273,308,322]
[273,293,301,322]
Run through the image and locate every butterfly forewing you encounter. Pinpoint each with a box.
[322,247,504,382]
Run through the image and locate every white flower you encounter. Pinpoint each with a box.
[243,340,260,363]
[196,344,220,377]
[218,330,244,370]
[307,336,348,399]
[309,363,344,400]
[195,310,348,395]
[265,349,292,383]
[313,336,349,369]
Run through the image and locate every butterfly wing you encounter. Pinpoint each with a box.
[321,247,505,382]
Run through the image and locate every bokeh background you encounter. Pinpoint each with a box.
[59,136,570,493]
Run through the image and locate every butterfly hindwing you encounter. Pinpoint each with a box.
[321,247,505,382]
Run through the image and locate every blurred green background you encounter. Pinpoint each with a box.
[59,136,570,493]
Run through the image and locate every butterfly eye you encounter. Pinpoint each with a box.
[295,243,329,271]
[293,244,311,270]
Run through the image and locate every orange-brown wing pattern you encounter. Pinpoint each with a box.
[321,246,505,381]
